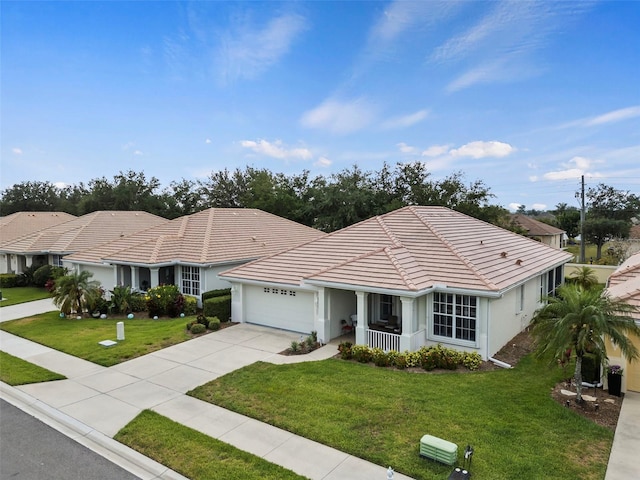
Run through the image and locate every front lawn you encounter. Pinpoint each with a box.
[0,351,66,385]
[115,410,307,480]
[189,357,612,480]
[0,312,195,366]
[0,287,51,307]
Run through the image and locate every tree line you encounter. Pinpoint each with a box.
[0,163,510,232]
[1,164,637,243]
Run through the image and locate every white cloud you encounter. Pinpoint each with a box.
[314,156,332,168]
[12,147,23,155]
[449,140,515,159]
[508,202,523,212]
[421,144,451,157]
[218,13,307,83]
[53,182,69,189]
[369,1,455,44]
[381,109,429,129]
[134,150,144,156]
[585,106,640,126]
[205,138,212,144]
[542,156,603,181]
[532,203,547,211]
[396,142,419,155]
[240,139,312,160]
[300,97,376,134]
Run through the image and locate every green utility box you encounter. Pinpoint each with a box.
[419,434,458,466]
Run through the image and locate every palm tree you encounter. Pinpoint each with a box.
[569,266,599,290]
[531,283,640,403]
[52,270,101,317]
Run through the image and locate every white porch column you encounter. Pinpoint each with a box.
[131,266,139,290]
[9,254,17,273]
[150,268,160,288]
[315,288,329,344]
[355,291,368,345]
[25,255,33,268]
[400,297,416,351]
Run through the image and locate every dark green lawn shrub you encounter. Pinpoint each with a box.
[33,265,54,287]
[201,288,231,301]
[196,314,210,328]
[183,295,197,316]
[130,293,147,312]
[208,317,221,331]
[338,342,353,360]
[190,323,206,334]
[0,274,18,288]
[203,295,231,321]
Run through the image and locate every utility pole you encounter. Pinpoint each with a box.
[580,175,586,264]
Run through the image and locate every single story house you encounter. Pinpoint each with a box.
[509,214,566,249]
[221,206,573,360]
[0,211,77,273]
[63,208,326,304]
[0,211,166,275]
[605,251,640,393]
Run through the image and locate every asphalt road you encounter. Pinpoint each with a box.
[0,398,140,480]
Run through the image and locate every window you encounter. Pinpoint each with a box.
[542,265,564,299]
[380,294,393,320]
[517,285,525,312]
[181,266,200,296]
[433,293,477,342]
[52,254,63,267]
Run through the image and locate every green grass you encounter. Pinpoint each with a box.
[188,357,612,480]
[0,287,51,307]
[0,351,66,385]
[565,243,618,265]
[115,410,307,480]
[0,312,194,366]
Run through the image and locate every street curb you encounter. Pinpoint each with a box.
[0,381,189,480]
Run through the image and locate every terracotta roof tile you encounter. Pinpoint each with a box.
[606,252,640,316]
[1,211,168,254]
[0,212,76,245]
[510,214,565,236]
[222,206,573,293]
[65,208,325,266]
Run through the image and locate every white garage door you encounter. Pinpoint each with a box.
[244,285,315,333]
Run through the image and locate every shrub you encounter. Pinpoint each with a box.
[306,335,316,349]
[196,314,210,328]
[183,296,197,316]
[33,265,54,287]
[201,288,232,301]
[208,317,221,331]
[393,351,409,369]
[290,341,300,352]
[146,284,182,318]
[351,345,373,363]
[372,348,391,367]
[130,293,147,312]
[186,321,196,331]
[17,264,41,286]
[203,295,231,321]
[190,323,206,334]
[110,285,134,314]
[338,342,353,360]
[0,274,18,288]
[461,352,483,371]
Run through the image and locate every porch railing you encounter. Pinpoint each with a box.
[367,329,400,352]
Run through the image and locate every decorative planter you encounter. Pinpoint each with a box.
[607,373,622,397]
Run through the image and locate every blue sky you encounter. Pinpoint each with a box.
[2,1,639,212]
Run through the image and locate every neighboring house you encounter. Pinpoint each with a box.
[0,211,168,275]
[0,211,77,273]
[63,208,326,305]
[509,214,566,249]
[221,206,573,360]
[605,251,640,393]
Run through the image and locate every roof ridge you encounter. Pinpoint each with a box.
[383,245,418,290]
[408,206,499,290]
[376,215,403,247]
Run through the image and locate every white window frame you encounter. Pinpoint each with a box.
[181,266,200,296]
[432,292,478,344]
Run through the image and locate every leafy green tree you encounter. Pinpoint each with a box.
[584,218,631,260]
[553,204,581,240]
[531,283,640,403]
[586,183,640,222]
[0,181,62,214]
[52,271,102,317]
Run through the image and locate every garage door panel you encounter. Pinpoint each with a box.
[245,286,314,333]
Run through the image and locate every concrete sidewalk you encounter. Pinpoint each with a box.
[605,391,640,480]
[0,309,413,480]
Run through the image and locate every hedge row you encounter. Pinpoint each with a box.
[0,274,18,288]
[203,295,231,321]
[201,288,231,302]
[338,342,483,371]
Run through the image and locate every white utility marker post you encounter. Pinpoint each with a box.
[116,321,125,341]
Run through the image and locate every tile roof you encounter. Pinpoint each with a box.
[607,252,640,316]
[510,214,565,236]
[0,212,77,245]
[0,211,168,254]
[64,208,326,266]
[221,206,573,294]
